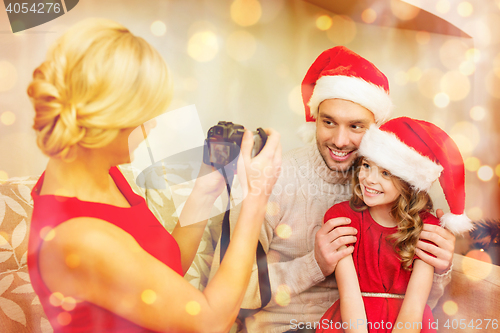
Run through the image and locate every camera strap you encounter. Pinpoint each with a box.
[218,167,271,321]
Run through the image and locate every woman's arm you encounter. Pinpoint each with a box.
[335,252,368,333]
[392,259,434,333]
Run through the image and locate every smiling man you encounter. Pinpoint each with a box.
[210,46,456,333]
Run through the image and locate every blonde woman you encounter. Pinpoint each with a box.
[27,18,281,333]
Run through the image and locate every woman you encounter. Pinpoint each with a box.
[27,18,281,332]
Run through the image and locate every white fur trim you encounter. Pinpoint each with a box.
[440,212,474,235]
[298,122,316,144]
[308,75,392,124]
[358,125,443,191]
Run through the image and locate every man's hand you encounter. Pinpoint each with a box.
[314,217,357,277]
[415,209,456,274]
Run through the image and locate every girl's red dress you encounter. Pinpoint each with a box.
[28,166,182,332]
[316,201,437,333]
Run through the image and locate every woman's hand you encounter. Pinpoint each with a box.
[237,129,282,202]
[192,159,226,201]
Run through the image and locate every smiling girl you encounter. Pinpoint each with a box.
[316,117,473,333]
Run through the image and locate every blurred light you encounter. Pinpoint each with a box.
[463,249,492,281]
[266,202,280,216]
[443,300,458,315]
[407,67,422,82]
[0,170,8,182]
[495,164,500,177]
[450,122,480,154]
[183,78,198,92]
[433,93,449,108]
[288,85,303,116]
[150,21,167,37]
[275,284,291,307]
[226,30,257,62]
[326,15,356,45]
[40,226,56,241]
[1,111,16,125]
[65,253,80,268]
[187,31,219,62]
[316,15,332,31]
[478,165,494,181]
[439,39,468,70]
[440,71,470,101]
[464,21,490,47]
[459,61,475,76]
[466,48,481,62]
[276,224,292,239]
[436,0,451,14]
[231,0,262,27]
[464,157,481,172]
[0,61,17,92]
[361,8,377,24]
[418,69,443,98]
[141,289,157,304]
[391,0,420,20]
[485,72,500,98]
[470,106,486,121]
[185,301,201,315]
[61,297,76,311]
[467,206,483,220]
[415,31,430,44]
[394,71,408,86]
[457,2,473,17]
[49,292,64,307]
[57,312,71,326]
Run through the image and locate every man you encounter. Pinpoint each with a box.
[209,46,455,333]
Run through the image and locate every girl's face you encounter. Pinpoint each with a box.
[358,158,400,209]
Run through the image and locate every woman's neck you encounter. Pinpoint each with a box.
[368,204,398,228]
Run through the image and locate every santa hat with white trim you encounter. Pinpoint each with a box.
[358,117,474,235]
[299,46,393,144]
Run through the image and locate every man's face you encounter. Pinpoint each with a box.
[316,99,375,172]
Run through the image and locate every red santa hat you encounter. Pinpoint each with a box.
[358,117,474,235]
[299,46,393,144]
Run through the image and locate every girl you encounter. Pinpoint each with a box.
[317,117,473,333]
[27,18,281,332]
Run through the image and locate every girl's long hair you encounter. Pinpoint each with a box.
[350,157,434,270]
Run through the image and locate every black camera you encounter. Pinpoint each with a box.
[203,121,267,170]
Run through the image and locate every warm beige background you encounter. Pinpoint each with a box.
[0,0,498,249]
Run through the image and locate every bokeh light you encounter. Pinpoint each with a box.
[465,157,480,172]
[40,226,56,241]
[49,292,64,307]
[266,202,280,216]
[390,0,420,20]
[436,0,451,14]
[0,170,8,182]
[0,61,17,92]
[316,15,332,31]
[457,2,473,17]
[1,111,16,125]
[470,106,486,121]
[440,71,470,101]
[463,249,492,281]
[466,48,481,63]
[433,93,449,108]
[477,165,494,181]
[326,15,356,45]
[394,71,408,86]
[185,300,201,316]
[231,0,262,27]
[415,31,430,44]
[150,20,167,37]
[361,8,377,24]
[442,300,458,315]
[65,253,80,268]
[418,69,443,98]
[226,30,257,62]
[276,224,292,239]
[187,31,219,62]
[495,164,500,177]
[61,297,77,311]
[275,284,291,307]
[450,122,480,155]
[459,61,475,76]
[467,206,483,220]
[464,21,490,47]
[407,67,422,82]
[141,289,157,304]
[439,40,468,70]
[288,85,303,116]
[57,312,71,326]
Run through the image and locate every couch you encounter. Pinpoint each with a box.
[0,165,499,333]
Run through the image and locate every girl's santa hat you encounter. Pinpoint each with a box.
[300,46,393,144]
[359,117,474,235]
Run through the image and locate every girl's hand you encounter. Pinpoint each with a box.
[237,129,281,202]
